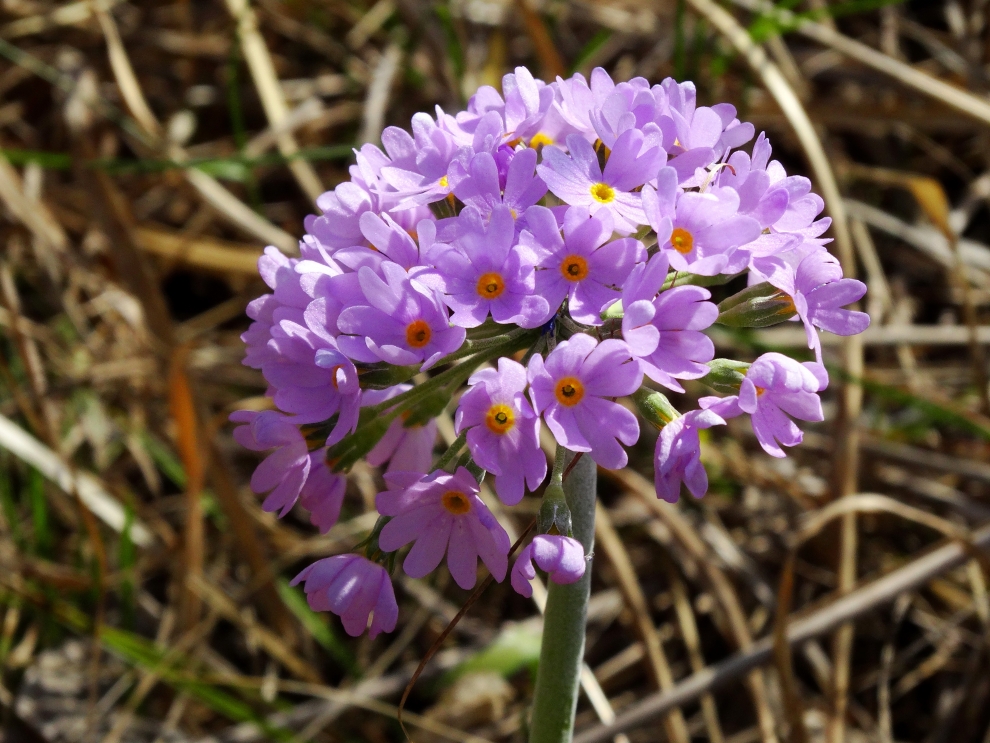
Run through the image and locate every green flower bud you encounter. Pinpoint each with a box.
[538,481,572,537]
[703,358,751,395]
[632,387,681,429]
[716,281,797,328]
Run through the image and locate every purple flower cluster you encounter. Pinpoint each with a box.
[234,67,869,638]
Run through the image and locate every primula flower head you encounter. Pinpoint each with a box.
[233,65,870,638]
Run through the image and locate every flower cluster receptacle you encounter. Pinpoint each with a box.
[234,66,870,638]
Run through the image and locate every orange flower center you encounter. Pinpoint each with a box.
[755,386,767,397]
[476,272,506,299]
[529,132,553,149]
[590,182,615,203]
[554,377,585,407]
[405,319,432,348]
[670,228,694,255]
[560,255,589,282]
[441,490,472,515]
[485,403,515,435]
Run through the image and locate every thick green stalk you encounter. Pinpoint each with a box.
[529,452,596,743]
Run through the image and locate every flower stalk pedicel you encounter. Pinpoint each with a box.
[233,66,870,742]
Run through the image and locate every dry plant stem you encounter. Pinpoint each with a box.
[223,0,325,204]
[681,4,861,739]
[529,451,596,743]
[730,0,990,128]
[594,503,690,743]
[572,508,990,743]
[608,467,778,743]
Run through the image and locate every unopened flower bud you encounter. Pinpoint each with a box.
[632,387,680,430]
[703,358,751,394]
[716,281,797,328]
[538,481,572,537]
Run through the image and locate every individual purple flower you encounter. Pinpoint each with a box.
[336,263,466,369]
[377,468,510,590]
[654,408,726,503]
[364,386,438,474]
[378,112,459,209]
[652,180,762,276]
[618,253,719,392]
[242,248,311,370]
[764,251,870,361]
[510,535,586,597]
[455,357,546,506]
[523,205,644,325]
[298,458,347,533]
[435,206,550,328]
[262,322,361,434]
[528,334,642,469]
[452,149,547,228]
[231,410,312,516]
[551,68,617,143]
[443,67,554,146]
[291,554,398,638]
[701,352,827,458]
[537,128,663,232]
[329,212,436,274]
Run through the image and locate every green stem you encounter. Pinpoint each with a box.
[363,330,536,418]
[435,431,467,472]
[529,452,596,743]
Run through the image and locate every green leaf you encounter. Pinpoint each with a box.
[447,621,542,682]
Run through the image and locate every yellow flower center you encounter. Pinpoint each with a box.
[485,403,515,435]
[441,490,472,515]
[405,319,432,348]
[476,272,506,299]
[438,175,449,188]
[560,255,588,282]
[590,182,615,203]
[529,132,553,149]
[554,377,585,407]
[670,227,694,255]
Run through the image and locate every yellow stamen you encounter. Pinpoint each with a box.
[590,182,615,204]
[439,175,449,188]
[529,132,553,149]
